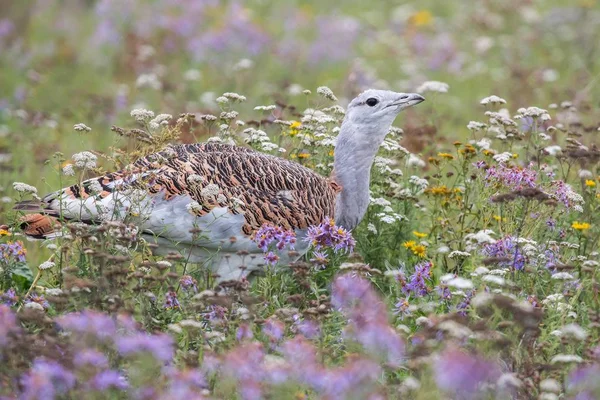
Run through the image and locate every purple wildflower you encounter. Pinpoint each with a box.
[305,217,355,254]
[90,370,128,391]
[73,349,109,369]
[0,304,20,347]
[1,288,18,306]
[164,368,208,399]
[20,358,76,400]
[394,298,412,320]
[25,293,49,310]
[546,218,556,230]
[293,317,321,339]
[436,285,452,301]
[484,163,538,191]
[253,224,296,252]
[481,236,526,270]
[116,332,174,362]
[403,261,433,297]
[179,275,198,293]
[236,323,254,342]
[0,240,26,264]
[434,347,501,398]
[164,290,180,310]
[56,310,118,340]
[332,274,405,366]
[457,290,474,316]
[566,364,600,398]
[264,251,279,266]
[262,318,285,343]
[310,250,329,267]
[550,180,584,210]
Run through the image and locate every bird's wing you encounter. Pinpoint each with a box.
[16,143,338,243]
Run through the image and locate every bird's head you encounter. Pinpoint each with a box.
[344,89,425,127]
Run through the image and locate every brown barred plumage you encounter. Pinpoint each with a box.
[17,143,339,238]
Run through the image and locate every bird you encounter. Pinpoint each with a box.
[14,90,424,281]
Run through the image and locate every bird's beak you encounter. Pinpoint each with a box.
[386,93,425,109]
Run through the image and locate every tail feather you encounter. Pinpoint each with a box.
[19,213,62,239]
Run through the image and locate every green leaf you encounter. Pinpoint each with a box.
[11,263,34,291]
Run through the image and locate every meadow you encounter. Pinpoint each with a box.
[1,0,600,398]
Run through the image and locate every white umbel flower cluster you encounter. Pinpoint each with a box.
[316,86,338,102]
[72,151,97,169]
[73,123,92,133]
[416,81,449,93]
[480,95,506,106]
[13,182,38,194]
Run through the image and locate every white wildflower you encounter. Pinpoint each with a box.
[72,151,97,169]
[24,302,44,311]
[539,379,561,393]
[287,84,303,96]
[215,96,229,105]
[471,266,490,276]
[367,223,378,234]
[464,230,496,245]
[406,154,426,168]
[448,250,471,259]
[416,81,449,93]
[45,288,63,296]
[467,121,487,131]
[471,292,494,308]
[201,183,220,198]
[480,95,507,106]
[254,105,277,111]
[136,73,162,90]
[437,245,450,254]
[186,201,202,215]
[446,277,474,290]
[130,108,155,122]
[179,319,203,329]
[13,182,37,194]
[482,275,505,286]
[544,145,562,156]
[493,152,513,163]
[88,180,103,194]
[233,58,254,71]
[487,269,508,276]
[38,261,55,270]
[371,197,392,207]
[156,261,172,268]
[415,316,432,327]
[550,354,582,364]
[578,169,593,179]
[551,272,574,280]
[316,86,338,101]
[183,69,201,81]
[560,323,587,341]
[222,92,247,102]
[62,164,75,176]
[474,138,491,150]
[497,373,522,390]
[73,123,91,133]
[516,106,551,121]
[539,393,558,400]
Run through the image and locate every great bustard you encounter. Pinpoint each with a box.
[15,90,424,281]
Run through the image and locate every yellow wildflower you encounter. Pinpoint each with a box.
[297,151,310,159]
[585,180,596,187]
[512,154,518,159]
[437,152,454,160]
[412,244,427,258]
[409,10,433,27]
[572,221,591,230]
[328,149,334,157]
[289,121,301,137]
[493,215,502,222]
[413,231,427,238]
[482,149,495,156]
[402,241,416,249]
[0,229,11,236]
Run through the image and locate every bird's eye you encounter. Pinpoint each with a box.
[366,98,379,107]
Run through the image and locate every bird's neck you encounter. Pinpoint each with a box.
[333,121,383,230]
